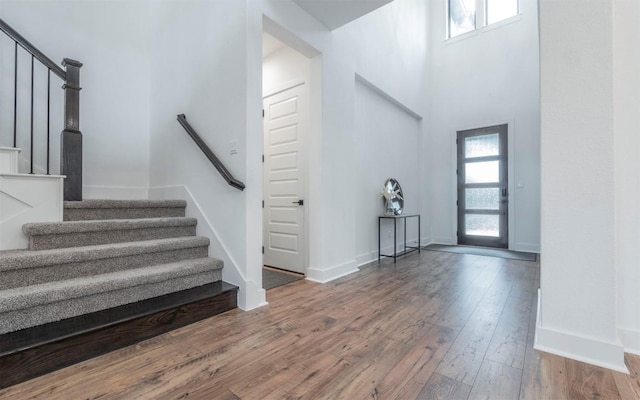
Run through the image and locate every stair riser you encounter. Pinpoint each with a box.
[0,270,221,334]
[0,246,209,290]
[29,225,196,250]
[64,207,185,221]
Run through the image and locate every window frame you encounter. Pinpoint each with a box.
[447,0,477,39]
[485,0,520,27]
[446,0,520,40]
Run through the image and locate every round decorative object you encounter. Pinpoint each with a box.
[381,178,404,216]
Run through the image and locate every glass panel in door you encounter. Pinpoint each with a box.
[457,125,508,248]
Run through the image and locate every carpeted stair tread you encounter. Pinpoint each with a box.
[64,200,186,221]
[0,257,222,313]
[0,236,209,272]
[0,196,237,381]
[23,217,197,235]
[0,258,222,334]
[23,217,198,250]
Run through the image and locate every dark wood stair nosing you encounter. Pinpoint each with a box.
[0,281,238,389]
[0,280,236,356]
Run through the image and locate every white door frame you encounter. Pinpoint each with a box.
[262,18,322,278]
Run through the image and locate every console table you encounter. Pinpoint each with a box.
[378,214,421,263]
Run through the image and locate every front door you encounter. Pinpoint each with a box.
[457,124,508,248]
[263,83,307,274]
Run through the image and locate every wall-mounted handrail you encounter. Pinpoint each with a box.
[0,18,65,80]
[177,114,245,191]
[0,17,83,200]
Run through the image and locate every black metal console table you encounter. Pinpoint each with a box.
[378,214,421,263]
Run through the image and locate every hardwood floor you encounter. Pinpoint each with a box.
[1,250,639,399]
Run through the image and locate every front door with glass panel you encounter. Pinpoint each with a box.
[457,125,508,248]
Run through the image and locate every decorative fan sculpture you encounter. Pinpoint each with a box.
[381,178,404,216]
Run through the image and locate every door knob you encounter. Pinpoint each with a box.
[292,200,304,206]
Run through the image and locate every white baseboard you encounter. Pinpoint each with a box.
[355,245,399,267]
[618,327,640,356]
[148,185,266,311]
[356,237,431,268]
[356,251,377,267]
[534,289,628,373]
[306,259,358,283]
[83,185,149,200]
[243,279,268,310]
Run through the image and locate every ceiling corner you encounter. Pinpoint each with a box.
[293,0,394,31]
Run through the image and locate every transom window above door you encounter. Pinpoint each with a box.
[447,0,520,39]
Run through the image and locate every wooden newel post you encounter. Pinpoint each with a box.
[61,58,83,201]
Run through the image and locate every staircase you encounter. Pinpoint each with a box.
[0,195,238,389]
[0,18,240,389]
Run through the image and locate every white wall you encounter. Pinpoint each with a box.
[337,0,429,113]
[536,0,626,372]
[0,0,431,308]
[259,0,430,283]
[0,0,151,199]
[427,0,540,252]
[0,0,431,307]
[263,39,424,270]
[147,0,265,309]
[263,44,309,95]
[613,0,640,355]
[354,79,421,265]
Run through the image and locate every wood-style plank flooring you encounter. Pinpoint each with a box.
[1,250,639,399]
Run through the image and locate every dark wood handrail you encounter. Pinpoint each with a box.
[0,17,65,80]
[177,114,245,191]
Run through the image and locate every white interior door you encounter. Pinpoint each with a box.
[263,83,307,274]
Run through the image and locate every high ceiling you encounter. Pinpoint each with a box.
[293,0,394,30]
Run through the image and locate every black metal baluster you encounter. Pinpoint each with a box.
[13,41,17,148]
[30,54,34,174]
[2,18,83,197]
[47,69,51,175]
